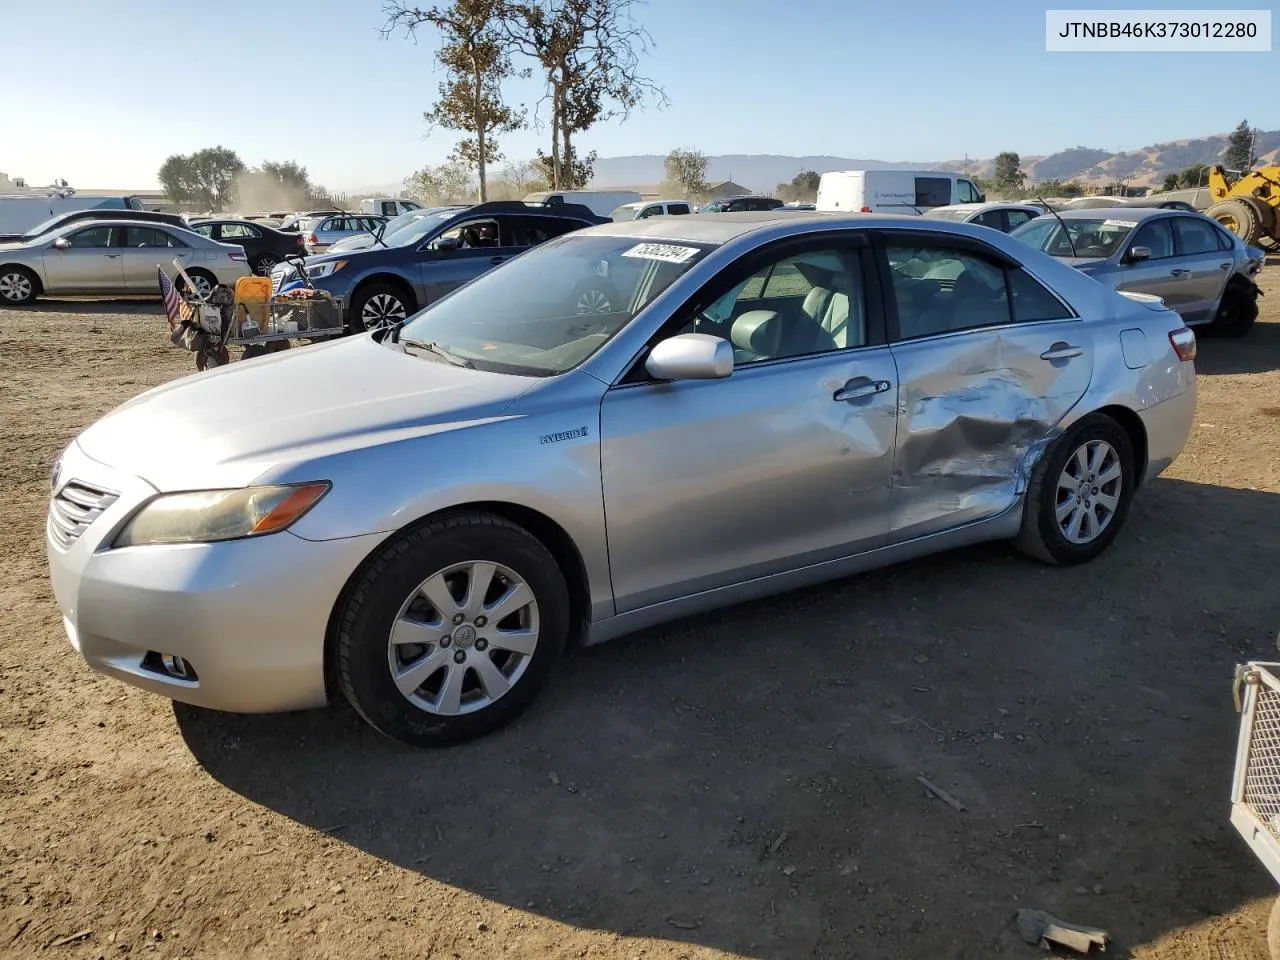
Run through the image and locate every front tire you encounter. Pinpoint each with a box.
[350,282,413,333]
[336,513,570,747]
[0,266,39,306]
[1014,413,1135,566]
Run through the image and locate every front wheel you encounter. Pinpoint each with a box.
[350,283,413,333]
[336,513,570,747]
[0,266,39,306]
[1014,413,1135,565]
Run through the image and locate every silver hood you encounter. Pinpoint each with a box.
[75,335,532,490]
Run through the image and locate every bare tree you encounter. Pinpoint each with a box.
[501,158,548,194]
[404,160,474,204]
[383,0,524,201]
[501,0,667,189]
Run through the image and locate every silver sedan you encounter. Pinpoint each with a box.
[46,212,1198,746]
[0,219,251,305]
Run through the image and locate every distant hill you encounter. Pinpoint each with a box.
[340,127,1280,196]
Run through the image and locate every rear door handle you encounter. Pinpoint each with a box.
[489,256,508,265]
[1040,342,1083,361]
[1219,262,1231,271]
[1170,268,1192,277]
[833,377,891,402]
[105,254,121,259]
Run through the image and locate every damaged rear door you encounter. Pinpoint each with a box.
[875,230,1093,542]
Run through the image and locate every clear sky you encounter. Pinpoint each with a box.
[5,0,1275,191]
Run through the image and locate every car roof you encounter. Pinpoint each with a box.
[578,210,976,244]
[1048,206,1179,221]
[930,202,1041,214]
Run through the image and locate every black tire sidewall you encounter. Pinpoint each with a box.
[1031,415,1135,565]
[1207,283,1258,338]
[0,266,39,306]
[338,518,570,747]
[350,283,411,333]
[253,254,278,276]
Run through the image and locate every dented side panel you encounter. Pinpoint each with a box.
[887,320,1094,542]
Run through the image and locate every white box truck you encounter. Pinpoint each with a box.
[524,189,642,218]
[816,170,985,215]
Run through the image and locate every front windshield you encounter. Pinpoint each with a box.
[1010,216,1135,259]
[394,211,464,246]
[922,208,970,221]
[398,234,713,376]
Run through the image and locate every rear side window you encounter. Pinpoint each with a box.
[381,201,397,216]
[1214,225,1237,250]
[915,177,952,207]
[1008,269,1073,322]
[667,203,691,215]
[1173,217,1220,255]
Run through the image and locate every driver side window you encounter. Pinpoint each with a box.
[684,246,868,365]
[429,219,500,251]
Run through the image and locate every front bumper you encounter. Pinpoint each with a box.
[46,443,386,713]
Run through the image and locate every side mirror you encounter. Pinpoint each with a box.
[434,236,461,252]
[645,333,734,381]
[52,237,71,250]
[1125,246,1151,263]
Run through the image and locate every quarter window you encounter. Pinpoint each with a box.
[1005,210,1034,230]
[1173,217,1220,255]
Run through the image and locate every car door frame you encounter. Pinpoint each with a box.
[42,224,126,294]
[870,226,1093,542]
[1170,215,1233,322]
[599,230,901,612]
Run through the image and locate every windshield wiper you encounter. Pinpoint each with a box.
[400,337,473,368]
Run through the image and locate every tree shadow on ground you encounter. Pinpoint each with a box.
[177,478,1280,960]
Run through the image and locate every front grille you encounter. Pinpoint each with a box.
[48,480,119,549]
[1244,678,1280,841]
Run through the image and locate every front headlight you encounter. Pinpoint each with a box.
[304,260,347,280]
[113,482,330,548]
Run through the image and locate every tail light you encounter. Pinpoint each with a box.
[1169,326,1197,362]
[860,206,872,213]
[307,234,318,245]
[295,235,305,250]
[227,250,247,261]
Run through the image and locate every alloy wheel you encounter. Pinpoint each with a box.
[1055,440,1123,544]
[362,294,407,330]
[387,560,540,716]
[0,271,32,303]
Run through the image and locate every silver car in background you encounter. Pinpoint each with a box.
[924,202,1044,234]
[0,219,251,305]
[1011,207,1264,337]
[327,207,468,254]
[304,214,388,255]
[47,212,1197,747]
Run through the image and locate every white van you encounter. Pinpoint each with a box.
[524,190,642,218]
[358,197,424,217]
[0,194,147,238]
[816,170,984,215]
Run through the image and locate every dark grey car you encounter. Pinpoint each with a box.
[1010,207,1265,337]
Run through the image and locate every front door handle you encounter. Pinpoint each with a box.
[105,254,121,259]
[1170,268,1192,277]
[833,377,891,402]
[1040,342,1083,361]
[1219,262,1231,271]
[489,256,507,265]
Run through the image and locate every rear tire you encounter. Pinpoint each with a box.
[1207,199,1263,245]
[1204,280,1259,338]
[1014,413,1135,566]
[350,282,413,333]
[252,254,279,276]
[0,265,39,306]
[175,268,216,299]
[337,513,570,747]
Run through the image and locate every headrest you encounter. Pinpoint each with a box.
[731,310,781,356]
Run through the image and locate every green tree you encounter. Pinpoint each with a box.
[384,1,524,201]
[532,145,596,188]
[992,151,1025,192]
[1223,119,1256,171]
[1177,163,1208,188]
[664,148,709,199]
[404,160,474,204]
[259,160,311,192]
[157,146,244,210]
[502,0,667,189]
[1161,172,1179,192]
[776,169,820,202]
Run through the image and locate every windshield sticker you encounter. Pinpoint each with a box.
[622,242,699,264]
[1103,219,1137,228]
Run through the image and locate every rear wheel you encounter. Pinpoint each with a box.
[252,253,279,276]
[1014,413,1135,565]
[337,513,570,747]
[176,268,215,299]
[1203,280,1259,338]
[350,282,413,333]
[1207,199,1263,245]
[0,266,39,306]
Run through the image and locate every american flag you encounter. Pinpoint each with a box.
[157,267,181,330]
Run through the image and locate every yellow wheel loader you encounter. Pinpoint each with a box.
[1206,165,1280,248]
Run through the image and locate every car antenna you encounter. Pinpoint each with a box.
[1037,196,1078,258]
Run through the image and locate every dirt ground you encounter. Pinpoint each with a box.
[2,273,1280,960]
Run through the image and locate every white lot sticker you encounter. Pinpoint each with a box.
[622,242,699,264]
[1103,219,1137,227]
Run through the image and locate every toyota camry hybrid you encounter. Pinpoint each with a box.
[46,211,1197,747]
